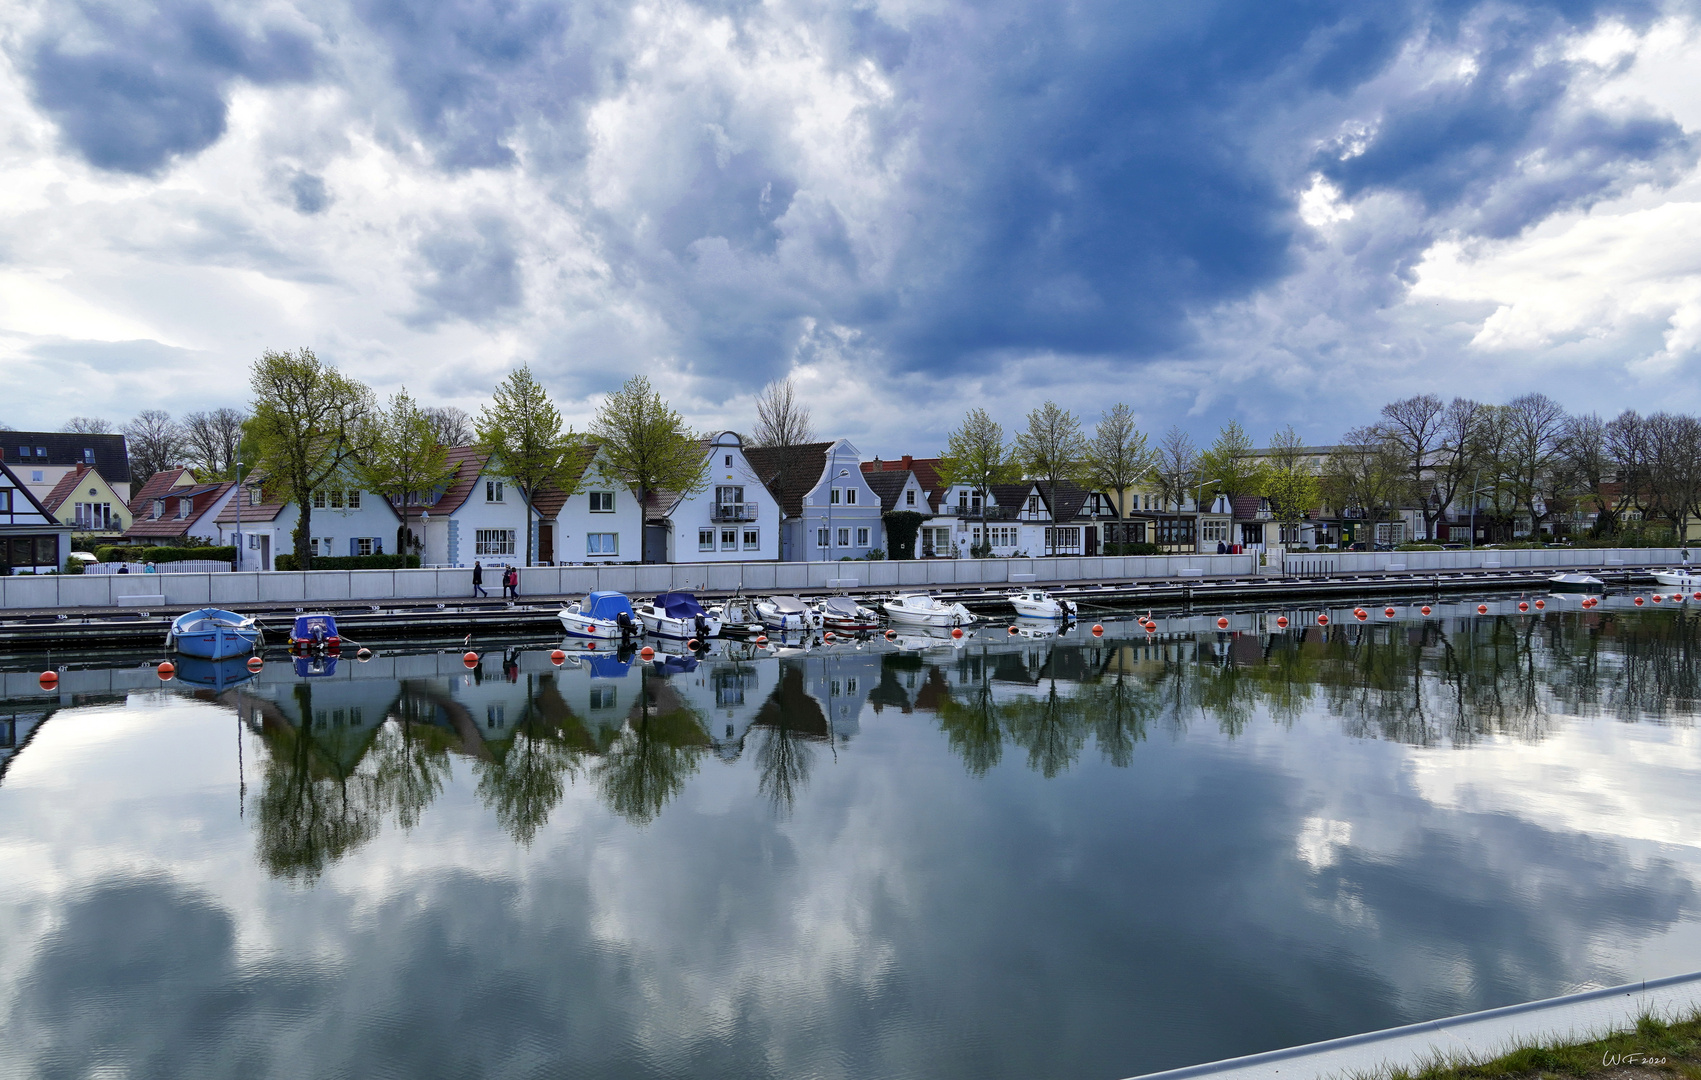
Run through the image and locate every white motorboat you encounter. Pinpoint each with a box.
[713,595,765,638]
[1547,573,1605,593]
[816,596,881,632]
[1008,588,1076,620]
[755,595,822,632]
[636,592,723,640]
[1009,616,1071,639]
[558,591,641,641]
[890,625,969,651]
[1652,569,1701,591]
[882,592,976,628]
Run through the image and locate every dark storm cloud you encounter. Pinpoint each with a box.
[408,214,523,327]
[23,0,316,175]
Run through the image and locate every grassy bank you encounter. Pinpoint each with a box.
[1377,1012,1701,1080]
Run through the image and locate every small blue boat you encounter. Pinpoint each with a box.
[173,655,259,691]
[294,654,339,679]
[168,608,261,659]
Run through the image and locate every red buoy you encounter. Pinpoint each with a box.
[951,627,964,639]
[1275,615,1288,628]
[757,635,769,645]
[157,661,175,679]
[1354,608,1367,621]
[1008,625,1019,635]
[463,652,479,668]
[1477,604,1488,614]
[884,629,895,640]
[1653,594,1664,604]
[1317,614,1329,626]
[1518,601,1529,612]
[1421,606,1431,616]
[1091,624,1104,637]
[1534,599,1545,610]
[247,656,264,671]
[357,648,372,661]
[1144,621,1156,634]
[1693,592,1700,601]
[640,646,655,660]
[823,631,834,641]
[550,649,566,664]
[1217,617,1229,629]
[687,638,701,650]
[1635,596,1645,606]
[38,670,58,688]
[1384,607,1396,618]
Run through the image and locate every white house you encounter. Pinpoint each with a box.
[929,480,1120,557]
[215,478,403,570]
[745,439,883,561]
[645,432,784,563]
[534,443,644,565]
[0,457,73,574]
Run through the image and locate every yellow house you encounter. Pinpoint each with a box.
[41,464,132,541]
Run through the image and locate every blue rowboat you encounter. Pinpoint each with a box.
[172,655,259,691]
[167,608,261,660]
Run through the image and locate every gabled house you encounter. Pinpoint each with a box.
[214,476,402,570]
[41,464,132,540]
[646,431,784,563]
[123,468,237,547]
[529,443,644,565]
[2,432,133,504]
[746,439,883,561]
[862,469,932,558]
[0,458,73,574]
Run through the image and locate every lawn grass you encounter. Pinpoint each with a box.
[1374,1012,1701,1080]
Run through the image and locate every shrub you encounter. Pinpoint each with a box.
[273,553,422,571]
[970,541,993,559]
[93,544,236,564]
[865,548,887,561]
[1396,543,1443,551]
[1104,541,1160,556]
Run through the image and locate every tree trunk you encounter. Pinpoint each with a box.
[521,488,535,567]
[297,492,313,571]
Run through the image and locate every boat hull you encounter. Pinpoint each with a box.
[1010,598,1067,619]
[640,612,724,640]
[882,604,972,628]
[172,626,261,660]
[1547,573,1605,593]
[1652,571,1700,591]
[558,612,632,640]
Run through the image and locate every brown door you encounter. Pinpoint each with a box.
[1085,526,1098,555]
[538,524,554,564]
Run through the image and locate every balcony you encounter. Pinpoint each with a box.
[711,502,758,522]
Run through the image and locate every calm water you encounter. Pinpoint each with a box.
[4,599,1701,1080]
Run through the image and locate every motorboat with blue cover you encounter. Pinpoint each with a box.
[559,591,640,641]
[290,613,341,653]
[167,608,261,659]
[294,654,339,679]
[636,592,722,639]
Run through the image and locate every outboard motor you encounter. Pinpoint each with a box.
[617,611,635,644]
[694,614,710,643]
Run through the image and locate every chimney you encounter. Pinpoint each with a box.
[901,455,913,470]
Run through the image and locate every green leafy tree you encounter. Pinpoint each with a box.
[356,388,457,556]
[939,407,1019,541]
[1196,420,1268,512]
[476,367,584,567]
[589,375,710,562]
[248,347,375,570]
[1085,403,1156,524]
[1263,425,1321,539]
[1015,402,1090,550]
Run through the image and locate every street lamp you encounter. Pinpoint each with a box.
[824,468,849,561]
[234,460,243,571]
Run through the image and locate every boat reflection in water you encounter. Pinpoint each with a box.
[6,601,1701,1080]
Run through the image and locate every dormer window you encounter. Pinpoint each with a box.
[249,487,260,506]
[906,489,915,506]
[83,449,95,463]
[34,447,46,458]
[153,499,165,519]
[177,498,191,519]
[486,480,504,503]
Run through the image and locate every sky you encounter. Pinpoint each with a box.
[2,0,1700,457]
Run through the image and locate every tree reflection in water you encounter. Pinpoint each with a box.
[235,608,1700,874]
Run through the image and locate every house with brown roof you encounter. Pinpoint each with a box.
[40,464,131,540]
[2,432,132,505]
[745,438,883,561]
[212,474,400,569]
[645,431,785,563]
[122,471,237,548]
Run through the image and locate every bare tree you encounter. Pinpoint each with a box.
[1433,398,1488,541]
[1499,393,1568,535]
[62,416,114,434]
[1015,401,1089,553]
[1085,403,1155,523]
[1559,413,1618,536]
[750,377,815,448]
[182,407,247,479]
[423,406,474,448]
[1643,413,1701,534]
[123,409,186,482]
[1152,426,1198,512]
[1379,394,1445,538]
[1605,410,1650,518]
[1324,426,1405,539]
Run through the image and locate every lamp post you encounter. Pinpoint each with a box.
[234,460,243,571]
[1196,478,1223,553]
[824,468,849,561]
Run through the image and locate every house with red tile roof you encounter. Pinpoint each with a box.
[40,464,132,540]
[122,473,237,547]
[213,473,401,570]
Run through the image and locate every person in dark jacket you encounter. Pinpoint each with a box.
[472,561,487,597]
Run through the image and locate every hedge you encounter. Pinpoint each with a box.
[94,544,237,564]
[273,554,422,571]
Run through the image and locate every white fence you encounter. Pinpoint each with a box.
[0,548,1681,611]
[83,561,233,575]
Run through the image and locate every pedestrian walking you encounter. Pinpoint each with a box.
[1684,547,1691,570]
[510,565,520,598]
[472,561,487,597]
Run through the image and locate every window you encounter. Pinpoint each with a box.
[475,528,516,556]
[699,528,715,552]
[845,488,856,505]
[355,537,375,556]
[34,447,45,458]
[837,527,850,547]
[856,527,869,546]
[721,528,736,551]
[587,532,618,555]
[486,480,504,503]
[31,471,43,483]
[152,499,165,519]
[16,446,26,459]
[1201,520,1229,544]
[724,454,732,467]
[312,491,326,508]
[486,704,505,729]
[590,491,614,512]
[743,529,759,550]
[1027,494,1042,513]
[817,527,829,548]
[906,489,916,506]
[0,490,10,512]
[1154,516,1196,547]
[1376,521,1406,545]
[249,534,261,549]
[83,448,95,463]
[249,487,260,506]
[347,490,361,509]
[847,677,857,694]
[830,487,840,504]
[1045,527,1082,553]
[74,502,113,530]
[329,489,344,509]
[177,498,191,519]
[590,687,617,710]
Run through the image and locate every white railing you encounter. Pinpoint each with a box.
[1,548,1684,610]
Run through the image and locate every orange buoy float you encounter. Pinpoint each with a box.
[1653,594,1664,604]
[687,638,701,650]
[1008,625,1019,635]
[757,634,769,645]
[357,648,372,661]
[951,627,964,639]
[1144,621,1156,634]
[462,652,479,668]
[1275,615,1289,628]
[584,641,595,649]
[1534,599,1545,609]
[1091,624,1104,637]
[1384,607,1396,617]
[157,661,175,679]
[550,649,566,665]
[1693,592,1701,601]
[38,670,58,688]
[1477,604,1488,614]
[1216,617,1229,629]
[1317,614,1329,626]
[1634,596,1645,606]
[823,631,834,641]
[1518,601,1529,612]
[1353,608,1367,621]
[884,629,895,640]
[640,646,655,660]
[247,656,264,671]
[1421,605,1431,615]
